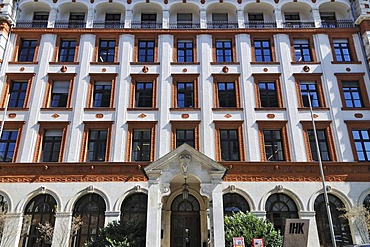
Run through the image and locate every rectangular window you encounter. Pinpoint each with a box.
[41,130,63,162]
[254,40,272,62]
[293,39,312,62]
[50,81,69,108]
[248,13,264,21]
[132,129,151,161]
[299,82,320,107]
[69,13,85,28]
[93,82,112,107]
[352,129,370,161]
[177,40,193,63]
[284,12,300,21]
[8,81,28,108]
[138,40,155,62]
[333,39,351,62]
[295,74,326,109]
[177,13,192,28]
[219,129,240,161]
[87,129,108,162]
[176,129,195,148]
[171,121,199,150]
[141,13,157,28]
[342,81,363,108]
[59,40,77,62]
[18,40,37,62]
[135,82,153,107]
[98,40,115,63]
[177,82,194,108]
[0,130,19,162]
[212,13,228,22]
[258,82,278,107]
[215,40,233,62]
[105,13,120,22]
[33,12,49,27]
[263,129,285,161]
[320,12,336,21]
[307,129,331,161]
[217,82,236,107]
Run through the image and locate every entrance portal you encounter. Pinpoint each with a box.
[171,194,201,247]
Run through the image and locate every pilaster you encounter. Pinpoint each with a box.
[48,8,58,28]
[237,10,245,28]
[0,213,23,247]
[51,212,72,247]
[162,10,169,29]
[200,9,207,29]
[125,10,133,28]
[86,7,95,28]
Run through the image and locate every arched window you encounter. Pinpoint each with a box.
[120,193,148,247]
[364,194,370,210]
[265,193,298,233]
[314,194,353,246]
[223,193,250,215]
[19,194,57,247]
[171,194,200,212]
[71,194,106,247]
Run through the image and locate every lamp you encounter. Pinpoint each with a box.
[182,178,189,200]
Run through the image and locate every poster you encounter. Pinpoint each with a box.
[252,238,264,247]
[233,237,245,247]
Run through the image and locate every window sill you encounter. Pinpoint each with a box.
[341,107,370,111]
[170,62,200,65]
[9,61,38,64]
[130,62,160,65]
[331,61,362,64]
[210,62,240,65]
[250,62,280,65]
[297,107,330,111]
[0,107,29,111]
[127,108,158,111]
[84,107,116,111]
[170,107,201,111]
[40,108,73,111]
[49,62,79,65]
[254,107,286,111]
[291,61,321,65]
[90,62,120,65]
[212,107,243,111]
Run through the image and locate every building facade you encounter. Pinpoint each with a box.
[0,0,369,246]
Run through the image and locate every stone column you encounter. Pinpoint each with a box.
[300,211,320,247]
[145,170,162,247]
[311,8,322,28]
[125,9,132,28]
[200,9,207,29]
[237,9,245,28]
[105,211,120,225]
[274,8,283,28]
[51,212,72,247]
[162,10,169,29]
[0,213,23,247]
[48,8,58,28]
[86,7,95,28]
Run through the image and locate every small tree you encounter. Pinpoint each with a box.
[224,211,283,247]
[340,205,370,244]
[87,214,146,247]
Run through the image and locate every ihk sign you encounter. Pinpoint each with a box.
[283,219,309,247]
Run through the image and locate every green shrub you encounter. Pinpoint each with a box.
[224,211,283,247]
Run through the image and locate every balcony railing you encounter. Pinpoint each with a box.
[169,21,200,29]
[16,20,48,28]
[321,20,355,28]
[207,21,238,29]
[131,21,162,29]
[93,21,125,29]
[244,21,277,28]
[54,20,86,28]
[283,21,315,28]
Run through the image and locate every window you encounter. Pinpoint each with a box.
[293,39,312,62]
[333,39,351,62]
[69,12,85,28]
[320,12,336,28]
[248,13,264,21]
[254,74,283,108]
[266,193,298,233]
[172,74,198,109]
[127,122,156,161]
[345,121,370,161]
[33,12,49,27]
[258,121,290,161]
[130,75,157,109]
[19,194,57,247]
[284,12,300,21]
[299,82,320,107]
[105,13,121,27]
[215,40,233,62]
[8,81,28,108]
[214,121,244,161]
[58,39,77,62]
[301,121,336,161]
[253,39,272,62]
[44,74,74,109]
[177,13,192,28]
[18,39,37,62]
[71,194,106,247]
[315,194,353,246]
[177,40,193,62]
[171,121,200,150]
[0,130,19,162]
[141,13,157,28]
[138,40,155,62]
[98,40,116,63]
[336,74,370,109]
[92,82,112,107]
[295,74,326,109]
[81,122,112,162]
[213,75,240,109]
[223,193,250,216]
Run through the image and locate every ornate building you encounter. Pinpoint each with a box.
[0,0,369,246]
